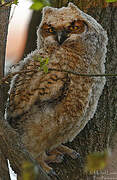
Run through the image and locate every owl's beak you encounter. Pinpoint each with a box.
[57,31,68,45]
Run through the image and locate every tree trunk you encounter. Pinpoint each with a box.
[0,5,11,180]
[22,11,42,58]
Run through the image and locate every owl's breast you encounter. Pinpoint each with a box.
[19,74,94,156]
[55,74,93,122]
[50,39,90,74]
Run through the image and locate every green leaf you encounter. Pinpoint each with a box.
[32,0,49,4]
[13,0,18,5]
[1,0,5,4]
[22,161,39,180]
[105,0,117,2]
[38,57,43,63]
[30,0,50,10]
[43,65,48,73]
[34,56,49,73]
[85,150,109,174]
[30,2,44,10]
[32,0,39,2]
[45,57,49,65]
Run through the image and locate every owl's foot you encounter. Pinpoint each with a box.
[37,152,61,177]
[47,149,64,163]
[38,158,53,175]
[38,161,59,179]
[56,145,80,159]
[37,146,79,176]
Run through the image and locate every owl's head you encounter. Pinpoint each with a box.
[37,3,107,51]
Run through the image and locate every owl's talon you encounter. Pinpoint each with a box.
[45,154,64,163]
[55,154,64,163]
[48,169,55,175]
[37,154,54,175]
[56,145,80,159]
[70,151,80,159]
[47,149,64,163]
[48,169,60,180]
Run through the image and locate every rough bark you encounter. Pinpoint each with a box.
[22,11,42,59]
[0,5,11,180]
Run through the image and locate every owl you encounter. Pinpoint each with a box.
[6,3,108,176]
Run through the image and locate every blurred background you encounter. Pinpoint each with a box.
[5,0,33,70]
[6,1,33,179]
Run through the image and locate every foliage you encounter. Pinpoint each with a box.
[0,0,117,9]
[22,161,39,180]
[0,0,18,6]
[105,0,117,2]
[85,150,109,174]
[30,0,50,10]
[0,0,49,8]
[13,0,18,5]
[34,56,49,73]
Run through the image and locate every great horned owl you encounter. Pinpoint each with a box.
[6,3,108,175]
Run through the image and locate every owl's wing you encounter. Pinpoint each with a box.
[7,67,70,119]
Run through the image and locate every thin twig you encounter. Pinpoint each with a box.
[0,68,117,85]
[49,68,117,77]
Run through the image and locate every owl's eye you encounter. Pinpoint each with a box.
[69,26,80,31]
[42,24,56,35]
[68,20,85,33]
[48,28,53,33]
[47,27,55,34]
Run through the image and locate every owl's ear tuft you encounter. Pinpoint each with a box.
[42,7,54,17]
[68,2,78,11]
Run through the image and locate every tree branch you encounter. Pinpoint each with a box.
[0,68,117,86]
[0,0,15,8]
[0,5,11,179]
[0,149,10,180]
[0,119,51,180]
